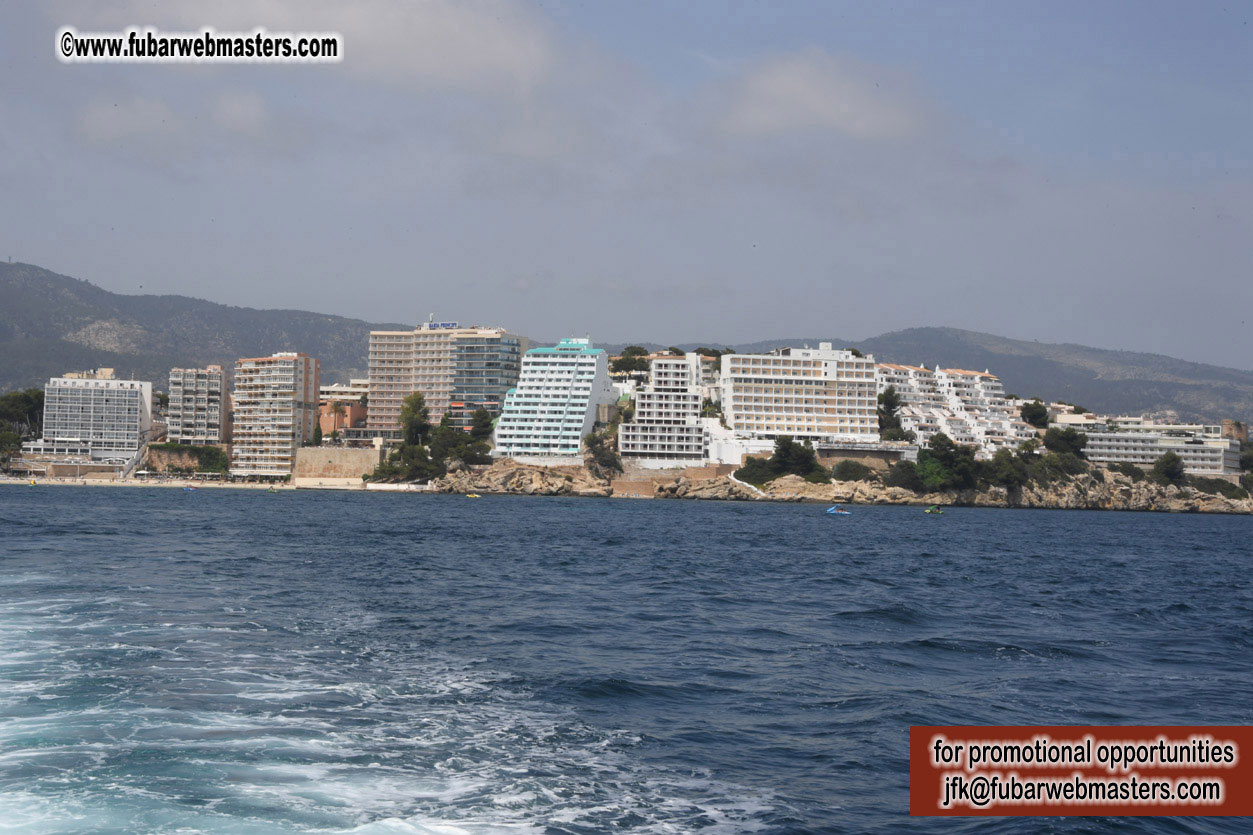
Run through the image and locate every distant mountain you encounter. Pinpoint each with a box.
[605,329,1253,422]
[0,262,404,390]
[3,263,1250,421]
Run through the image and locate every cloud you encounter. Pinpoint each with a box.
[721,49,921,140]
[79,95,181,143]
[212,90,269,136]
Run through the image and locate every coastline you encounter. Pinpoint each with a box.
[8,463,1248,514]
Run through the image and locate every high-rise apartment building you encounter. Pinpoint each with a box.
[619,353,708,464]
[230,352,320,477]
[167,365,226,445]
[367,320,523,439]
[24,377,153,460]
[720,344,879,442]
[494,338,615,461]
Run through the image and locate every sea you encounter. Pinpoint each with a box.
[1,486,1250,834]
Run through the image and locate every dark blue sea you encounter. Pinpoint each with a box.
[1,486,1251,834]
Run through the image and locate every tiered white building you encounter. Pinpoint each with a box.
[876,363,1035,455]
[167,365,226,445]
[493,338,616,463]
[23,376,153,461]
[230,352,320,477]
[721,344,879,442]
[619,353,708,466]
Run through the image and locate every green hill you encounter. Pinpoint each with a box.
[0,262,403,390]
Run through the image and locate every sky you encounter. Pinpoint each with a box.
[2,1,1252,367]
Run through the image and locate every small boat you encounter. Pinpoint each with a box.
[183,485,197,492]
[826,505,851,515]
[924,505,944,515]
[465,493,481,499]
[265,487,279,494]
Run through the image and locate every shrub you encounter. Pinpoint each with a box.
[1109,461,1145,482]
[1188,477,1249,500]
[734,457,777,486]
[831,459,875,482]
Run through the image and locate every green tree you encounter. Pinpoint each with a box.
[584,428,623,478]
[1150,451,1187,487]
[666,346,684,356]
[610,355,649,374]
[469,408,494,441]
[359,393,368,407]
[883,460,924,491]
[399,392,430,446]
[1240,442,1253,472]
[914,433,979,491]
[0,387,44,434]
[985,448,1029,490]
[846,347,864,358]
[877,385,914,442]
[621,345,649,357]
[733,436,829,485]
[313,423,323,446]
[1042,427,1087,458]
[1020,399,1049,429]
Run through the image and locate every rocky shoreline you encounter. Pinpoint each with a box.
[428,460,1253,515]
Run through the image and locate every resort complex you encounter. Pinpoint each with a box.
[4,318,1249,486]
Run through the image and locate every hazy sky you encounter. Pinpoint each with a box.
[3,1,1251,366]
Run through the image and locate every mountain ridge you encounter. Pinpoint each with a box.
[2,262,1250,422]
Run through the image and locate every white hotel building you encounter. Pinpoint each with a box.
[167,365,226,445]
[23,377,153,461]
[494,338,615,463]
[231,352,320,477]
[720,344,879,442]
[1080,417,1241,476]
[619,353,708,466]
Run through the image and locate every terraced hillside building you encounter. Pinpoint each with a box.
[367,320,524,440]
[231,352,320,477]
[167,365,227,445]
[876,363,1036,455]
[494,338,615,463]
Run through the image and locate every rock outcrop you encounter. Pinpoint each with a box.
[654,475,759,501]
[430,460,611,497]
[429,460,1250,514]
[804,471,1252,514]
